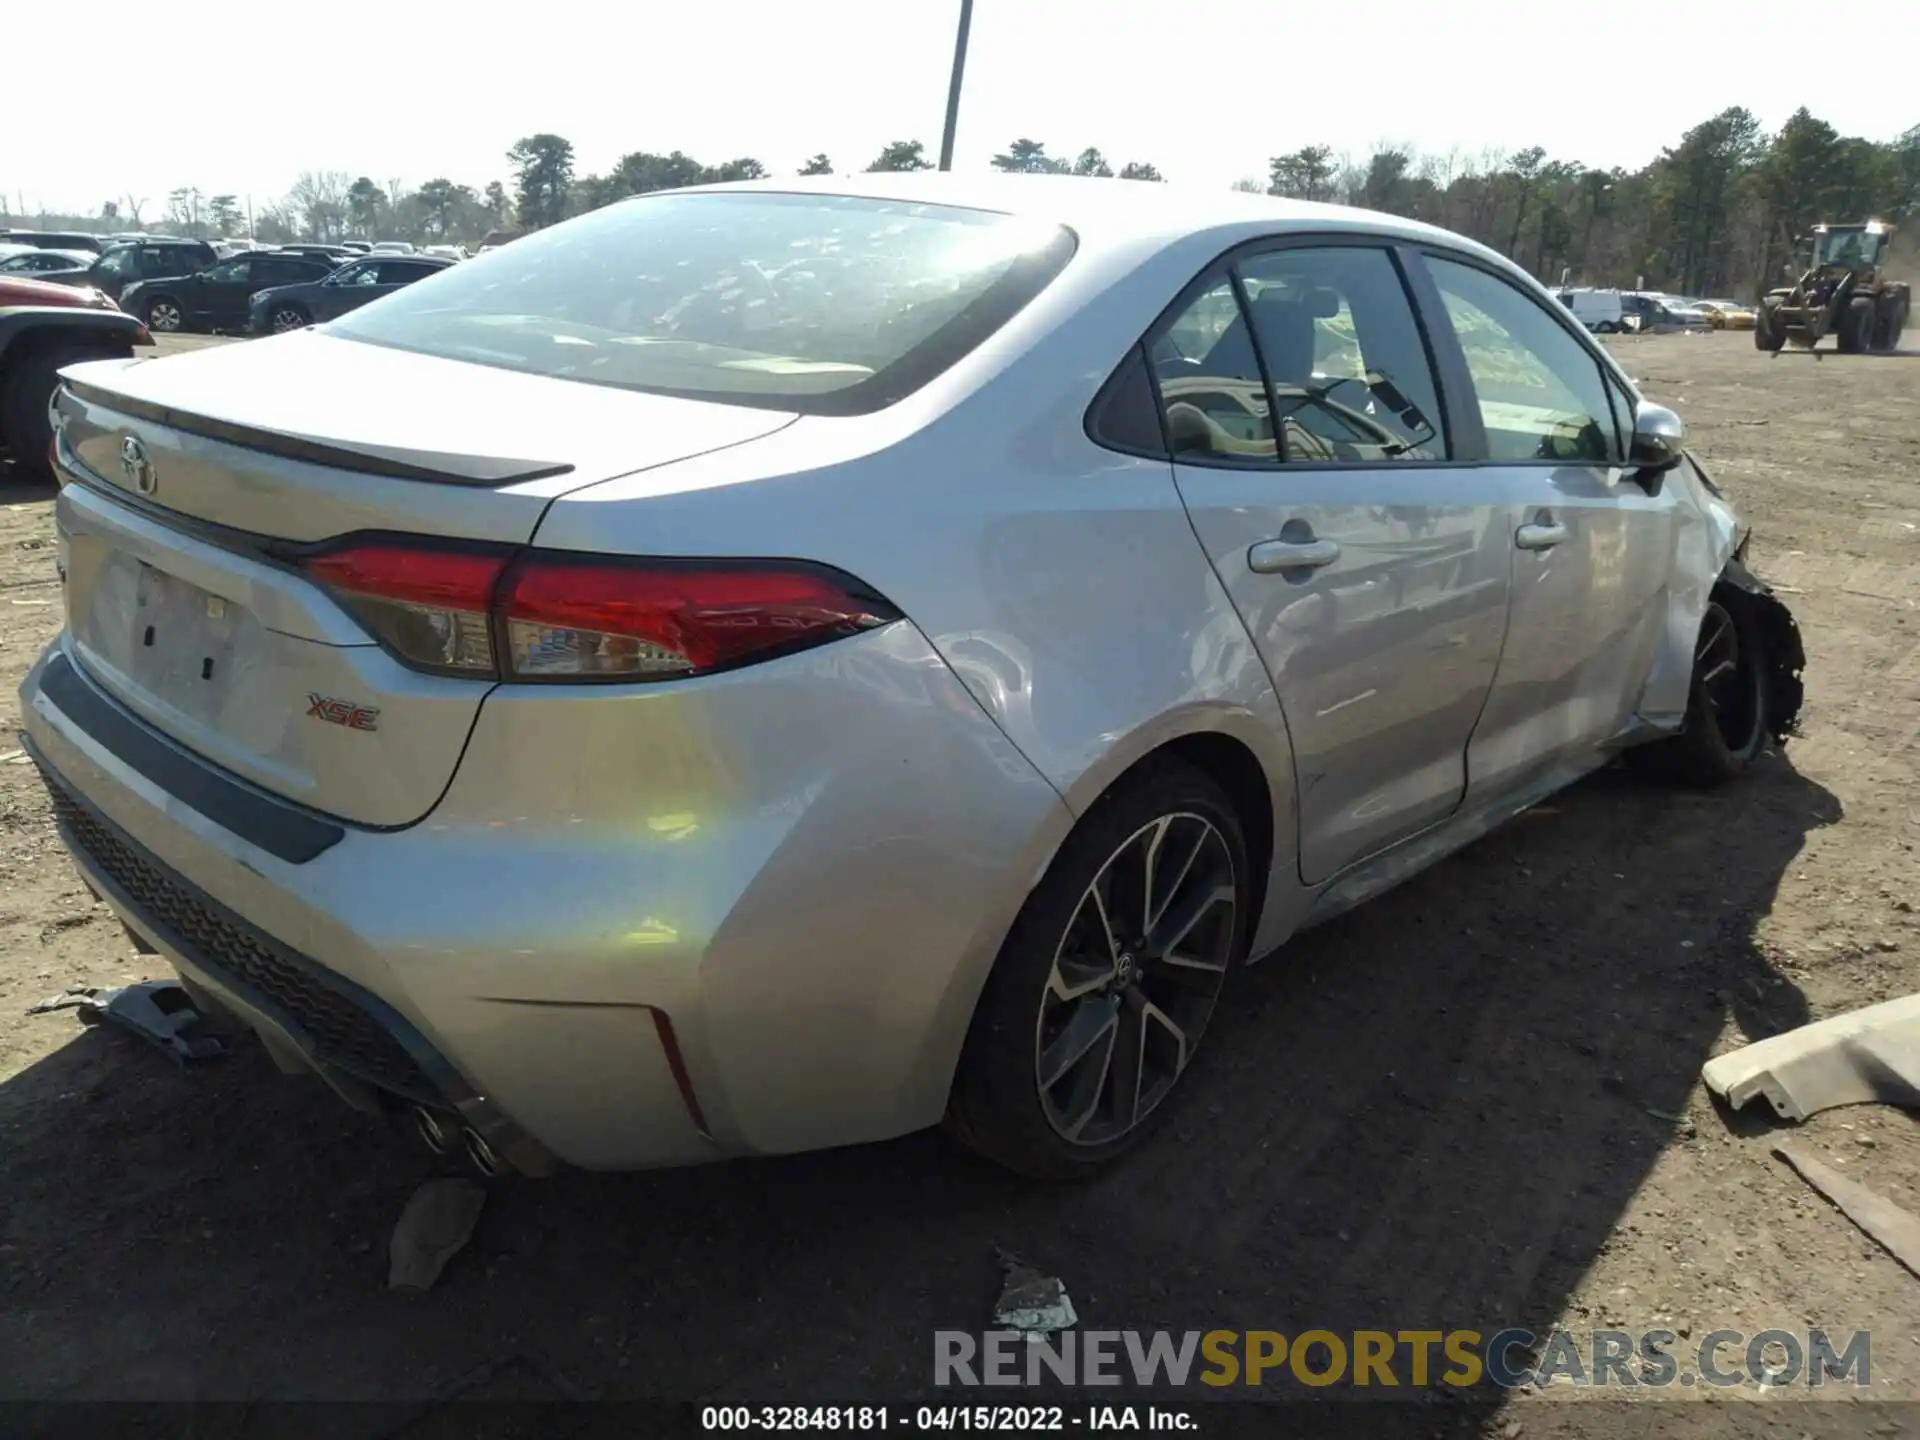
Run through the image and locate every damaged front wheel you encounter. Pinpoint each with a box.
[1631,590,1769,786]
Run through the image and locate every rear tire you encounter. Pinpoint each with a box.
[947,758,1251,1179]
[1754,303,1785,351]
[1879,295,1909,353]
[1,342,112,483]
[268,304,310,334]
[143,296,185,333]
[1628,591,1769,787]
[1595,321,1618,334]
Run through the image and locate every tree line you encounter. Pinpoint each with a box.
[497,134,1164,231]
[8,107,1914,297]
[1248,108,1917,297]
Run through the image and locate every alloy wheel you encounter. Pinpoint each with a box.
[1034,812,1237,1146]
[271,308,307,333]
[1696,600,1761,753]
[147,302,182,332]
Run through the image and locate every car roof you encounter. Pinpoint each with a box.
[332,252,451,266]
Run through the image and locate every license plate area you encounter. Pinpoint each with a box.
[130,561,243,707]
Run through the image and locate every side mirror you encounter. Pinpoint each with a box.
[1628,401,1685,490]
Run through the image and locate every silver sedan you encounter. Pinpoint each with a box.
[21,175,1802,1178]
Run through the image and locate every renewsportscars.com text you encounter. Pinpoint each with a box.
[934,1328,1869,1389]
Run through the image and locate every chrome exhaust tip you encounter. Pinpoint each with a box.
[462,1126,508,1178]
[412,1105,458,1155]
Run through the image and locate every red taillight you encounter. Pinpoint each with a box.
[302,541,510,676]
[298,539,898,683]
[302,541,510,611]
[500,556,895,680]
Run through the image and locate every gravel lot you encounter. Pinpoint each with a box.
[1,330,1918,1432]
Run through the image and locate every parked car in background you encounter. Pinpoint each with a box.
[1651,296,1715,330]
[55,239,220,304]
[21,177,1803,1179]
[1555,288,1624,333]
[247,253,453,333]
[341,241,372,254]
[0,248,96,280]
[1618,292,1707,333]
[274,243,356,266]
[0,273,147,482]
[371,240,416,254]
[1696,300,1756,331]
[476,229,522,255]
[121,250,337,333]
[421,244,469,262]
[1,230,104,254]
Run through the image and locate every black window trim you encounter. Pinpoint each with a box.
[1086,230,1658,474]
[1087,230,1487,472]
[1411,246,1635,469]
[1083,341,1170,459]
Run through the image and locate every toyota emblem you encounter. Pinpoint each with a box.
[120,436,157,495]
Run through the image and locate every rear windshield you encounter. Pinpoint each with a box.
[326,191,1077,415]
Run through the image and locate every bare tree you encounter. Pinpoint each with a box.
[287,170,353,241]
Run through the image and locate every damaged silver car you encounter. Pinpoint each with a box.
[19,176,1802,1180]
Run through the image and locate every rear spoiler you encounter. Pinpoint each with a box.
[63,374,574,488]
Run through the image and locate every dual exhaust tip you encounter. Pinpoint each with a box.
[411,1105,509,1178]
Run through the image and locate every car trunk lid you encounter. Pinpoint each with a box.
[52,335,796,828]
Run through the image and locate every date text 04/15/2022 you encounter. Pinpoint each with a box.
[699,1405,1198,1431]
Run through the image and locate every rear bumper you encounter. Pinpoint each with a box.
[27,747,557,1175]
[19,627,1070,1170]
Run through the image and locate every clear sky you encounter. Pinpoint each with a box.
[8,0,1916,218]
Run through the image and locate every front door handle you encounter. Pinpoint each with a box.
[1515,521,1568,551]
[1249,538,1342,573]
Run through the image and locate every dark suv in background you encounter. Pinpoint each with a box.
[60,239,220,303]
[122,250,338,334]
[248,253,452,333]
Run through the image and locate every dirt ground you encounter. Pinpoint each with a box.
[1,330,1918,1431]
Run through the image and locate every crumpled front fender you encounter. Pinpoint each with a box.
[1720,554,1806,742]
[1632,452,1805,742]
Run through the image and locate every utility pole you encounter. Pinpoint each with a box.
[937,0,975,172]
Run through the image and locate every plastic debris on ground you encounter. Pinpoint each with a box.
[992,1247,1078,1335]
[1775,1144,1920,1281]
[27,979,226,1064]
[389,1179,488,1293]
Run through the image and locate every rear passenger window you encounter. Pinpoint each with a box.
[1235,247,1444,462]
[1149,280,1277,463]
[1426,257,1622,464]
[259,257,319,285]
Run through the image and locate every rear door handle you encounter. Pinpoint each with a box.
[1515,521,1568,551]
[1249,538,1342,573]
